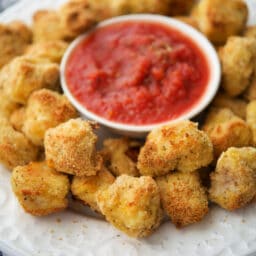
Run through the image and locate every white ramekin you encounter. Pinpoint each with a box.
[61,14,221,138]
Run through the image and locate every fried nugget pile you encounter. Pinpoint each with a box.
[0,0,256,238]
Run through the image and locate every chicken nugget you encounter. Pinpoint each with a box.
[96,175,162,238]
[211,92,247,119]
[10,107,25,132]
[25,40,68,63]
[156,172,208,227]
[71,166,115,212]
[45,118,102,176]
[32,10,65,43]
[192,0,248,45]
[102,138,141,177]
[59,0,98,39]
[246,100,256,145]
[11,161,70,216]
[202,108,252,159]
[2,56,59,104]
[209,147,256,210]
[219,37,256,97]
[244,26,256,39]
[0,117,38,170]
[137,121,213,177]
[174,16,199,30]
[22,89,77,146]
[168,0,196,16]
[0,89,19,118]
[0,21,32,68]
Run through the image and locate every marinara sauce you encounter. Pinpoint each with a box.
[66,21,209,125]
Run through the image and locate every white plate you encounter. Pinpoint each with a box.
[0,1,256,255]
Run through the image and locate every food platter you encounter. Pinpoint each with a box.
[0,0,256,255]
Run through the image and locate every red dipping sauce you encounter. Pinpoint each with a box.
[66,21,209,125]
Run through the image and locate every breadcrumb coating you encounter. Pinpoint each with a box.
[22,89,78,146]
[71,166,115,212]
[209,147,256,210]
[137,121,213,177]
[2,56,60,104]
[192,0,248,45]
[246,101,256,146]
[10,107,25,132]
[45,118,102,176]
[0,89,19,118]
[102,138,141,177]
[202,108,252,159]
[156,172,208,227]
[97,175,163,238]
[11,161,70,216]
[219,36,256,97]
[0,117,38,170]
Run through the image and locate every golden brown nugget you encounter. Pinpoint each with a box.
[246,101,256,145]
[10,107,25,132]
[102,138,141,177]
[192,0,248,45]
[0,89,19,118]
[22,89,78,146]
[45,118,102,176]
[202,108,252,159]
[174,16,199,30]
[2,56,60,104]
[0,117,38,170]
[137,121,213,177]
[59,0,98,39]
[156,172,208,228]
[0,21,32,68]
[26,40,68,63]
[244,26,256,39]
[11,161,70,216]
[219,37,256,97]
[211,92,247,119]
[71,166,115,212]
[32,10,65,42]
[243,76,256,101]
[168,0,196,16]
[209,147,256,211]
[96,175,163,238]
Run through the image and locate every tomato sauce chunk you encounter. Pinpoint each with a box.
[66,21,209,125]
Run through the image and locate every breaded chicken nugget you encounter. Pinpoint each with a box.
[45,118,102,176]
[71,166,115,212]
[209,147,256,210]
[174,16,199,30]
[96,175,162,237]
[0,117,38,170]
[244,26,256,39]
[59,0,98,39]
[246,101,256,145]
[0,21,32,68]
[219,37,256,97]
[10,107,25,132]
[2,56,60,104]
[32,10,65,43]
[102,138,141,177]
[11,161,70,216]
[192,0,248,45]
[168,0,196,16]
[243,77,256,101]
[22,89,77,146]
[211,92,247,119]
[0,89,19,118]
[202,108,252,159]
[25,40,68,63]
[156,172,208,227]
[137,121,213,177]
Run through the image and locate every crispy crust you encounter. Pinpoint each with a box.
[10,107,25,132]
[246,101,256,145]
[156,172,208,227]
[45,118,102,176]
[137,121,213,177]
[203,108,252,159]
[96,175,163,238]
[11,161,70,216]
[209,147,256,210]
[22,89,78,146]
